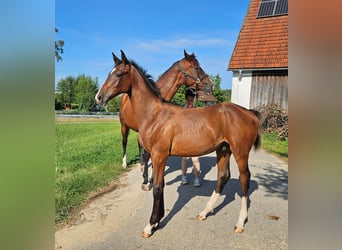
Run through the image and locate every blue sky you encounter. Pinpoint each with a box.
[55,0,250,90]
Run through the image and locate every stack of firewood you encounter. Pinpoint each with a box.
[256,104,288,140]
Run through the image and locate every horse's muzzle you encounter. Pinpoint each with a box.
[95,93,106,106]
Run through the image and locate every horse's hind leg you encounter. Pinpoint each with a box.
[234,155,250,233]
[121,124,129,168]
[197,148,231,220]
[141,148,152,191]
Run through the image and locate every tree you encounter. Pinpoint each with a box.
[56,74,98,111]
[211,74,230,103]
[55,28,64,62]
[56,76,76,109]
[74,75,98,111]
[170,85,186,106]
[106,96,121,112]
[55,92,63,110]
[222,89,231,102]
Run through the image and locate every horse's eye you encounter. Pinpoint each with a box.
[116,72,123,77]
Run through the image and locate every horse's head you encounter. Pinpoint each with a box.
[177,50,213,95]
[95,50,132,106]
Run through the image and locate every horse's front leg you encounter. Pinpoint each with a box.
[141,148,152,191]
[142,155,166,238]
[197,150,231,220]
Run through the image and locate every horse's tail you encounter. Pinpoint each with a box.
[249,109,261,119]
[249,109,262,151]
[253,132,261,151]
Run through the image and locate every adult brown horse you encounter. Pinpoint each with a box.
[119,50,213,191]
[96,51,261,237]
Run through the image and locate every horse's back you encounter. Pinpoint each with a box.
[219,102,259,124]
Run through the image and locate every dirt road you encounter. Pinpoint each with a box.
[55,149,288,249]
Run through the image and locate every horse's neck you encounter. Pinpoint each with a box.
[130,67,162,123]
[157,66,182,101]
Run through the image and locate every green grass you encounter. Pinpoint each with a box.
[55,121,139,223]
[261,132,288,160]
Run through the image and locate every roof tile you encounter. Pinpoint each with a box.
[228,0,288,70]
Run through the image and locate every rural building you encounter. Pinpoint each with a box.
[197,90,217,106]
[228,0,288,111]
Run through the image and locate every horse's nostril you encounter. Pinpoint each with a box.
[97,95,102,101]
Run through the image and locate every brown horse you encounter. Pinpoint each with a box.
[118,50,213,191]
[95,51,261,237]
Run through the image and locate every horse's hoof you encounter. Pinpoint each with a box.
[196,215,206,221]
[141,231,152,238]
[141,183,152,191]
[234,226,244,233]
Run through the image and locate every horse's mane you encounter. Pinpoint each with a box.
[158,54,199,80]
[130,60,163,100]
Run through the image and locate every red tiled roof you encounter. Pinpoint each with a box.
[228,0,288,70]
[197,91,217,102]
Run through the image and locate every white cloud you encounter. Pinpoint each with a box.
[137,37,229,52]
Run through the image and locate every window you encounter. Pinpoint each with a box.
[257,0,288,18]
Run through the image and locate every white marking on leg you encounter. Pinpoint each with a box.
[198,191,220,219]
[143,222,158,235]
[122,154,127,168]
[235,196,248,230]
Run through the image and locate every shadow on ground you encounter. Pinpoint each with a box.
[252,163,288,200]
[160,155,259,229]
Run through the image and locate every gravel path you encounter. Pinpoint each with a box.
[55,149,288,250]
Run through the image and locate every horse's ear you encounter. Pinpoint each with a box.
[184,50,195,61]
[120,50,129,64]
[184,50,190,59]
[112,52,121,65]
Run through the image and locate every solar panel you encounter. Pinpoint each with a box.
[257,0,288,18]
[274,0,288,15]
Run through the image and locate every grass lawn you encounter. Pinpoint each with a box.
[261,132,288,161]
[55,120,139,223]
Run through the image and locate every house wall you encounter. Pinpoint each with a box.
[250,70,288,110]
[231,70,288,111]
[231,71,252,109]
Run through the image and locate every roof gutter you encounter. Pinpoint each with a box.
[229,67,288,72]
[230,68,288,81]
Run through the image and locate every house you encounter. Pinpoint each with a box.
[197,90,217,106]
[228,0,288,111]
